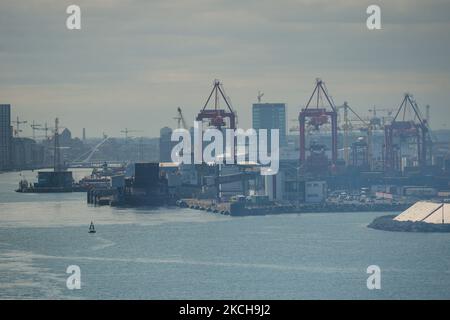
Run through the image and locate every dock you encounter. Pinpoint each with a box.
[177,198,412,217]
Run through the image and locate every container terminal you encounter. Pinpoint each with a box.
[79,79,450,217]
[12,79,450,217]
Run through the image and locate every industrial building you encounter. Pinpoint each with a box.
[10,137,45,169]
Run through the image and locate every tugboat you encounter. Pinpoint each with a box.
[88,221,96,234]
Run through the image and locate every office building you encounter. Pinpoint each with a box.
[0,104,12,170]
[252,103,287,147]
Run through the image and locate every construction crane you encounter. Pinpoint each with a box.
[29,121,61,142]
[35,122,51,140]
[12,116,27,137]
[120,128,143,140]
[174,107,188,129]
[257,91,264,103]
[30,121,42,140]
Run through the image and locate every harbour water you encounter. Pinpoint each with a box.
[0,170,450,299]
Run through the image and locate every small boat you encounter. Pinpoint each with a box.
[89,221,96,234]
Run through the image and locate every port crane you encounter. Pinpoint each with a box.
[335,102,373,168]
[197,79,237,130]
[384,93,431,172]
[298,78,338,169]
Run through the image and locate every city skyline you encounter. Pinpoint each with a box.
[1,0,450,138]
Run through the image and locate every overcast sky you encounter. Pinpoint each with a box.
[1,0,449,138]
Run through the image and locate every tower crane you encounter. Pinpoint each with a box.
[120,128,143,140]
[37,122,51,140]
[30,121,42,140]
[12,116,27,137]
[174,107,188,129]
[257,91,264,103]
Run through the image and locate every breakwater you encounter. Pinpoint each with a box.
[368,215,450,233]
[177,199,412,216]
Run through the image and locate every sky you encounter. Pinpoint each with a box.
[1,0,449,138]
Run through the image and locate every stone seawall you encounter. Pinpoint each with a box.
[368,215,450,233]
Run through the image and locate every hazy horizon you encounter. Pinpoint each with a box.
[1,0,450,139]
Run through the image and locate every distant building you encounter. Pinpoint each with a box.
[60,128,72,145]
[11,137,45,169]
[0,104,12,170]
[159,127,173,162]
[252,103,287,148]
[305,181,327,203]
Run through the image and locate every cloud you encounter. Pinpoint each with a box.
[0,0,449,137]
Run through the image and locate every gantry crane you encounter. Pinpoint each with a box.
[196,79,237,130]
[336,102,375,168]
[384,93,430,172]
[298,78,338,169]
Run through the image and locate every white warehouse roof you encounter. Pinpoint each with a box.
[394,201,450,224]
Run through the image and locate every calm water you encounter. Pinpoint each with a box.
[0,170,449,299]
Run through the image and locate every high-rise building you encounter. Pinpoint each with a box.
[0,104,12,170]
[252,103,287,147]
